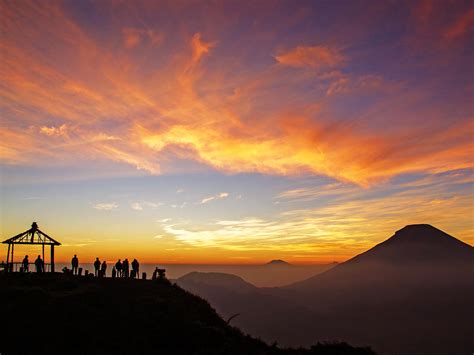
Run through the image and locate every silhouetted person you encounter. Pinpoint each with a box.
[115,259,122,277]
[71,254,79,275]
[34,255,43,273]
[94,257,101,277]
[152,267,158,280]
[30,222,38,242]
[131,259,139,279]
[22,255,29,272]
[112,266,117,278]
[123,258,129,278]
[101,260,107,278]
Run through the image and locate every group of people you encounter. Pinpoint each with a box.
[113,258,140,278]
[15,254,163,279]
[92,257,108,277]
[21,255,45,273]
[72,255,141,278]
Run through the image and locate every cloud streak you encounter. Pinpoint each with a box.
[200,192,229,204]
[275,45,345,69]
[93,202,119,211]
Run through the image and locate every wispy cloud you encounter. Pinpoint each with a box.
[122,27,164,49]
[40,124,69,138]
[93,202,119,211]
[130,201,162,211]
[171,202,187,209]
[131,202,143,211]
[442,9,474,41]
[275,45,345,69]
[158,218,172,223]
[200,192,229,204]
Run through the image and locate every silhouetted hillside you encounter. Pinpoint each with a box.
[177,225,474,355]
[0,274,376,355]
[178,271,258,293]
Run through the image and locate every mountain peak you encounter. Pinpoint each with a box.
[389,224,464,244]
[396,223,444,234]
[266,259,290,265]
[350,224,473,264]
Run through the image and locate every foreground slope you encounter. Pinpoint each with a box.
[0,274,375,355]
[178,225,474,355]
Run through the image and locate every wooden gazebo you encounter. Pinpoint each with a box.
[2,222,61,272]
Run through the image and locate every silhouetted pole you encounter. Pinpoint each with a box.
[50,245,55,272]
[11,244,14,271]
[42,244,44,270]
[6,244,10,272]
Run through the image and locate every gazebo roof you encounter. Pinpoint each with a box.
[2,222,61,246]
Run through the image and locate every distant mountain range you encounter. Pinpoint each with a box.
[177,224,474,355]
[163,260,335,287]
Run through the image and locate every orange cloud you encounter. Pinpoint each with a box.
[40,124,69,137]
[275,45,344,69]
[122,28,164,48]
[442,9,474,40]
[412,0,434,27]
[1,1,472,187]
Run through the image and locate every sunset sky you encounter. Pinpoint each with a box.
[1,0,473,264]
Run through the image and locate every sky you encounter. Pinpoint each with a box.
[1,0,473,264]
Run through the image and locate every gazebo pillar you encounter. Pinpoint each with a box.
[51,245,55,272]
[6,244,10,272]
[11,244,14,272]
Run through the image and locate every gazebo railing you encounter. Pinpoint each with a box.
[2,262,52,273]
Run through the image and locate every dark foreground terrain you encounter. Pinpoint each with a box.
[0,274,375,355]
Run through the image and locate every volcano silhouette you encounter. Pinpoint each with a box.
[288,224,474,292]
[275,224,474,354]
[347,224,473,263]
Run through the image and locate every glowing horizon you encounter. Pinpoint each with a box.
[1,0,473,264]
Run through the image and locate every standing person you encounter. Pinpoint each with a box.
[71,254,79,275]
[122,258,129,278]
[22,255,29,272]
[115,259,122,277]
[94,257,101,277]
[34,255,43,273]
[111,266,117,278]
[131,259,139,279]
[101,260,107,278]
